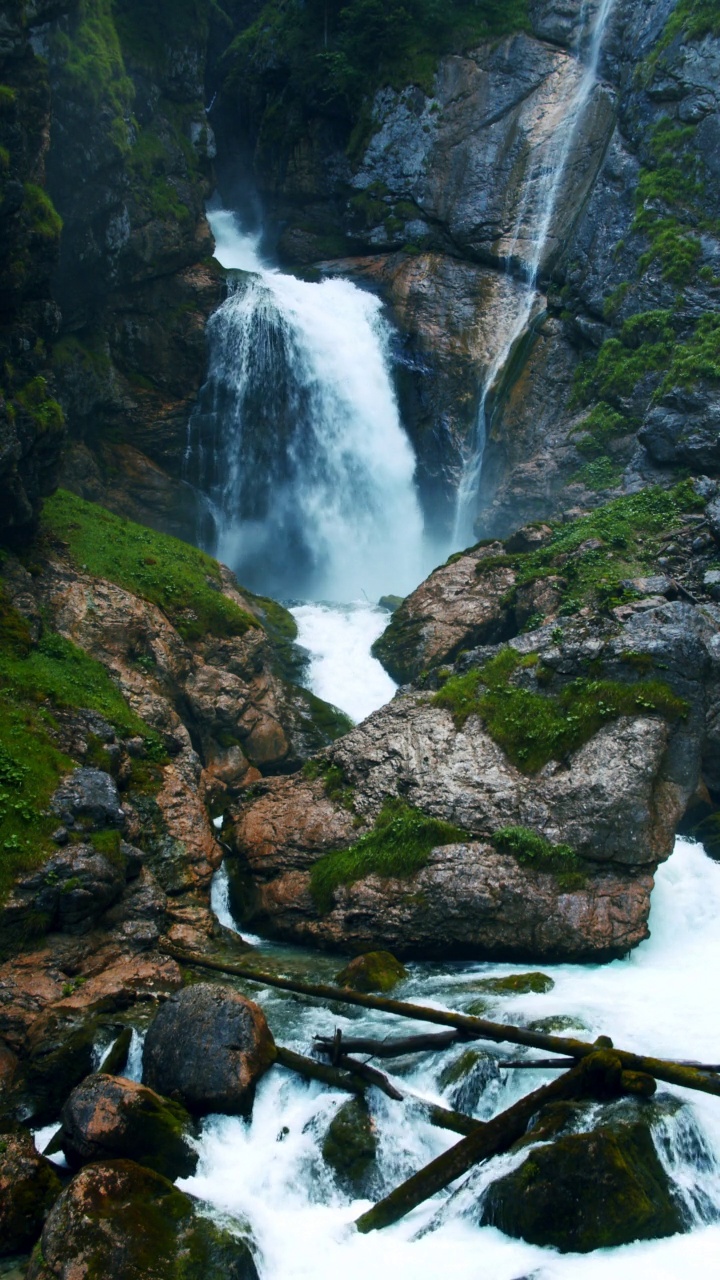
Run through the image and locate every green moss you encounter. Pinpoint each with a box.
[309,798,468,913]
[491,827,578,874]
[15,376,64,434]
[434,644,687,774]
[335,950,408,992]
[571,457,624,492]
[42,490,259,642]
[302,758,356,808]
[470,970,555,995]
[573,403,629,459]
[49,0,134,154]
[0,84,16,110]
[322,1096,377,1193]
[23,184,63,243]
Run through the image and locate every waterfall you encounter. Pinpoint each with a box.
[186,211,428,603]
[451,0,618,548]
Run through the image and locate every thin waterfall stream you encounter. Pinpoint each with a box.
[451,0,618,548]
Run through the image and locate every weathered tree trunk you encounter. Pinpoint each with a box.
[163,945,720,1100]
[355,1063,590,1234]
[315,1031,461,1058]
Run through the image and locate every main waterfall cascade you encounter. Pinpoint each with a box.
[186,211,430,605]
[451,0,619,547]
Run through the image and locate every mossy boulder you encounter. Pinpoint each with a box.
[321,1097,377,1195]
[142,984,276,1117]
[481,1121,685,1252]
[334,951,408,994]
[469,972,554,996]
[26,1159,259,1280]
[59,1074,198,1181]
[16,1010,96,1127]
[0,1127,62,1257]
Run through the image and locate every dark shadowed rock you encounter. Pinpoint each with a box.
[322,1097,377,1195]
[1,845,127,942]
[142,983,276,1116]
[17,1011,96,1127]
[26,1160,259,1280]
[60,1074,197,1181]
[335,951,408,993]
[0,1128,62,1257]
[481,1122,685,1252]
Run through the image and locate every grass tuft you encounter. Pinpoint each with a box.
[309,798,467,913]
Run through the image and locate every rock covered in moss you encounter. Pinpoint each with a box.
[26,1159,259,1280]
[481,1121,685,1252]
[470,972,554,996]
[335,951,408,993]
[142,983,276,1117]
[0,1128,62,1257]
[59,1074,197,1181]
[321,1097,377,1195]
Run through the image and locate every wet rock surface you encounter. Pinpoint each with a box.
[481,1120,686,1252]
[0,1128,62,1257]
[321,1097,377,1196]
[59,1073,198,1181]
[27,1160,259,1280]
[142,983,276,1116]
[335,951,408,993]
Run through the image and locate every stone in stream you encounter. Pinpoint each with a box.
[26,1160,259,1280]
[438,1049,501,1115]
[321,1097,378,1195]
[480,1121,686,1252]
[335,951,408,993]
[0,1128,62,1257]
[142,983,276,1116]
[59,1073,198,1180]
[468,972,554,996]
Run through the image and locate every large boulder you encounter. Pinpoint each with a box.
[335,951,408,993]
[1,845,127,942]
[59,1074,197,1181]
[26,1160,259,1280]
[0,1128,62,1257]
[481,1121,685,1252]
[50,768,125,833]
[142,984,276,1116]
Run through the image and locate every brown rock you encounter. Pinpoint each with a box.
[27,1160,259,1280]
[0,1128,62,1257]
[142,983,276,1116]
[60,1074,197,1180]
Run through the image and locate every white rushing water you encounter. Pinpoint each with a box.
[188,837,720,1278]
[452,0,618,547]
[186,211,430,602]
[291,601,397,723]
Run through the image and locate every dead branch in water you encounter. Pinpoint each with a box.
[163,944,720,1101]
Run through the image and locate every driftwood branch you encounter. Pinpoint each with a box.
[275,1044,481,1137]
[315,1030,461,1058]
[163,945,720,1101]
[355,1062,589,1234]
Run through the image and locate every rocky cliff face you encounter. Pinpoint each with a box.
[222,478,720,960]
[0,1,68,543]
[217,0,720,544]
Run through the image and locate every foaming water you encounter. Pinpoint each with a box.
[188,838,720,1277]
[185,211,430,602]
[291,601,397,723]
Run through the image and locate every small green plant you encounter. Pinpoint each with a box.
[309,798,468,913]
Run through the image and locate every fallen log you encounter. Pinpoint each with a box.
[275,1045,481,1136]
[162,944,720,1101]
[336,1054,404,1101]
[315,1030,461,1058]
[355,1061,589,1234]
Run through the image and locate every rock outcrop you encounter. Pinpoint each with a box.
[142,983,276,1116]
[27,1160,259,1280]
[224,483,720,960]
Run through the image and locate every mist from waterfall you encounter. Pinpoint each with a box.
[185,211,429,603]
[451,0,618,548]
